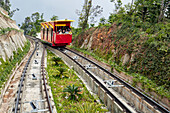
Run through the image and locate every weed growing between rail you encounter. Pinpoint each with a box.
[46,50,108,112]
[0,40,30,89]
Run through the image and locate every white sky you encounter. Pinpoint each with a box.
[11,0,130,27]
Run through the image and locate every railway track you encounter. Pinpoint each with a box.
[13,37,55,113]
[48,46,169,113]
[0,37,35,112]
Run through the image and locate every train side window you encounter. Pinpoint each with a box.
[54,26,57,33]
[43,28,45,39]
[47,28,48,40]
[51,28,53,38]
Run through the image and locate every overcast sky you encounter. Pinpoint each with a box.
[11,0,130,27]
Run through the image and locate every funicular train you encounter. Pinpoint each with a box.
[40,19,74,47]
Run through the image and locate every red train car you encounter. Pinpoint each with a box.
[40,19,74,47]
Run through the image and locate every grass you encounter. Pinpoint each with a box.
[46,50,107,113]
[0,27,23,35]
[0,10,12,21]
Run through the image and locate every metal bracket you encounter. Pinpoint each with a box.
[32,74,37,80]
[73,56,79,60]
[108,85,124,88]
[64,50,67,53]
[35,60,38,64]
[104,79,124,88]
[29,100,49,112]
[84,64,97,69]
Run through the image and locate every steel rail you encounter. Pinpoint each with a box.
[14,39,37,113]
[65,48,169,113]
[41,46,53,113]
[55,48,132,113]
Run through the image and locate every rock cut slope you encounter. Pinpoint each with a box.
[0,7,27,63]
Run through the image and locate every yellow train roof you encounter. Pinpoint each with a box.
[41,19,74,24]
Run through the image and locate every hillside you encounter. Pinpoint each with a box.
[0,7,30,90]
[0,7,27,62]
[72,21,169,107]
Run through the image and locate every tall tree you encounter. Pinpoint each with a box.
[130,0,134,12]
[77,0,103,30]
[0,0,19,17]
[158,0,170,22]
[99,17,106,25]
[5,0,9,7]
[110,0,122,13]
[77,0,92,30]
[20,12,45,36]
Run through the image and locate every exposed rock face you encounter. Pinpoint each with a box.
[121,54,130,65]
[0,7,27,62]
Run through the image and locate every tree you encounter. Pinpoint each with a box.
[134,0,169,23]
[50,15,58,21]
[9,8,19,17]
[99,17,106,25]
[20,12,45,36]
[130,0,134,12]
[108,13,116,24]
[110,0,122,13]
[0,0,19,17]
[77,0,92,30]
[158,0,170,22]
[76,0,103,30]
[20,17,32,35]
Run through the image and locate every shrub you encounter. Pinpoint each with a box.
[63,85,82,100]
[72,102,108,113]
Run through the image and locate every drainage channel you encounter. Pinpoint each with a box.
[13,37,55,113]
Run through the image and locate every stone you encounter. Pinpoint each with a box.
[0,9,27,62]
[121,54,130,65]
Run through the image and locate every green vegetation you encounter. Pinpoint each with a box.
[73,102,107,113]
[69,46,170,99]
[20,12,45,37]
[19,12,59,37]
[0,10,12,21]
[50,15,58,21]
[0,27,23,35]
[0,0,19,17]
[63,85,81,100]
[72,0,170,99]
[46,50,107,112]
[0,40,30,88]
[52,57,62,66]
[76,0,103,30]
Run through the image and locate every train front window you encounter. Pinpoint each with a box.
[56,26,71,34]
